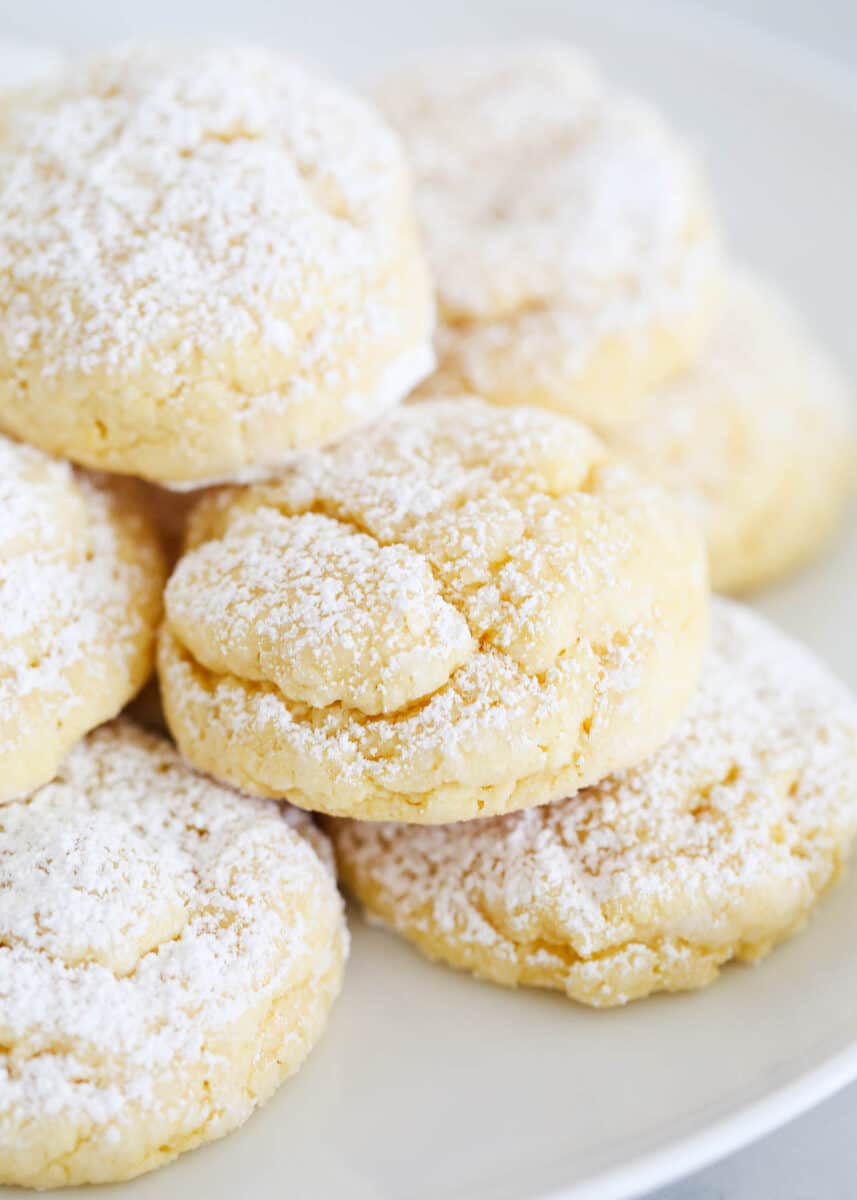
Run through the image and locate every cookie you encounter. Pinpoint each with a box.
[0,434,165,804]
[332,601,857,1006]
[0,721,347,1188]
[377,43,721,432]
[159,397,708,823]
[0,45,434,486]
[615,268,856,593]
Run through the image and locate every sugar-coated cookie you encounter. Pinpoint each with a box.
[378,43,720,431]
[332,601,857,1006]
[159,397,708,823]
[0,721,347,1188]
[0,45,434,485]
[0,434,165,803]
[616,268,855,593]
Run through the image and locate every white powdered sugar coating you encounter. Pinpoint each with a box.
[0,721,346,1184]
[375,42,719,334]
[0,434,163,797]
[616,266,856,591]
[334,601,857,1004]
[169,507,475,715]
[624,267,854,510]
[0,43,411,378]
[161,397,708,821]
[2,444,108,700]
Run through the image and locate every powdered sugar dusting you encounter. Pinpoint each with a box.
[0,435,163,794]
[0,721,345,1166]
[333,601,857,1002]
[616,267,856,590]
[0,44,412,379]
[168,507,474,714]
[162,398,707,820]
[375,43,719,342]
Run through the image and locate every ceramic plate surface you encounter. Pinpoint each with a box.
[1,3,856,1196]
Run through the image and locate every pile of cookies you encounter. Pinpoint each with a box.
[1,41,856,1189]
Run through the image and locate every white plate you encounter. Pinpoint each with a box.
[2,4,857,1197]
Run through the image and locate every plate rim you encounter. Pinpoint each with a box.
[542,1039,857,1200]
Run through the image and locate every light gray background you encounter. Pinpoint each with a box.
[0,3,854,1197]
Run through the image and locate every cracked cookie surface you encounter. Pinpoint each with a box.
[159,397,708,822]
[0,433,165,803]
[378,42,720,430]
[332,601,857,1005]
[0,44,434,485]
[0,721,347,1188]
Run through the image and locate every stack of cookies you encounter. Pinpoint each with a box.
[1,40,856,1190]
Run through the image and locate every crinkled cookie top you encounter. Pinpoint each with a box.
[0,43,411,379]
[375,42,716,325]
[161,397,708,820]
[0,721,345,1152]
[333,600,857,1003]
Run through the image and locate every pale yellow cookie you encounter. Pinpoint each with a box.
[159,397,708,823]
[332,601,857,1006]
[0,45,434,486]
[615,268,856,593]
[377,43,721,432]
[0,720,347,1188]
[0,434,166,804]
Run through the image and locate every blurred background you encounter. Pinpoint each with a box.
[0,0,854,66]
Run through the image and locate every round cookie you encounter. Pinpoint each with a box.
[0,720,347,1188]
[0,434,166,804]
[159,397,708,823]
[332,601,857,1007]
[615,268,856,593]
[0,45,434,486]
[377,43,721,432]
